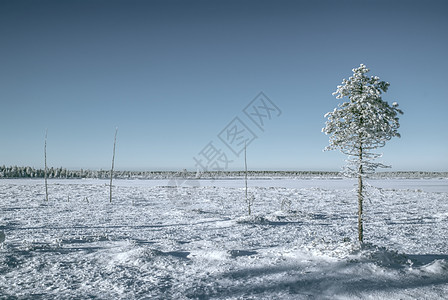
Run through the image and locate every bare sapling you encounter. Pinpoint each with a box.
[110,127,118,203]
[244,141,253,215]
[44,129,49,201]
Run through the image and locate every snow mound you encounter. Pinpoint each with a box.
[420,259,448,274]
[110,245,190,266]
[227,249,257,258]
[236,215,271,225]
[236,213,300,225]
[304,239,360,260]
[349,243,412,269]
[305,240,412,269]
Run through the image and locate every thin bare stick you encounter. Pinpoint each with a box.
[110,127,118,203]
[44,129,48,201]
[244,141,250,215]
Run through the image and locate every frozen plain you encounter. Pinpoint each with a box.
[0,177,447,299]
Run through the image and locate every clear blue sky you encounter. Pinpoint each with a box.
[1,0,447,171]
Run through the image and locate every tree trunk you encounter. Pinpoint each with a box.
[357,171,363,242]
[358,145,364,242]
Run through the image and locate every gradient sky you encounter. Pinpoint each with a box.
[1,0,447,171]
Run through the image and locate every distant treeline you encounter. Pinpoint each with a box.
[0,166,446,179]
[0,166,153,179]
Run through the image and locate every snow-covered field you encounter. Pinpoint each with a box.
[1,178,447,299]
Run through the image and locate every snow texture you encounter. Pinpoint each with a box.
[1,178,447,299]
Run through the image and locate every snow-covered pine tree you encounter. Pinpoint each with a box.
[322,64,403,242]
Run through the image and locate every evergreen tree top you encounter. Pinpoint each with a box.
[323,64,403,176]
